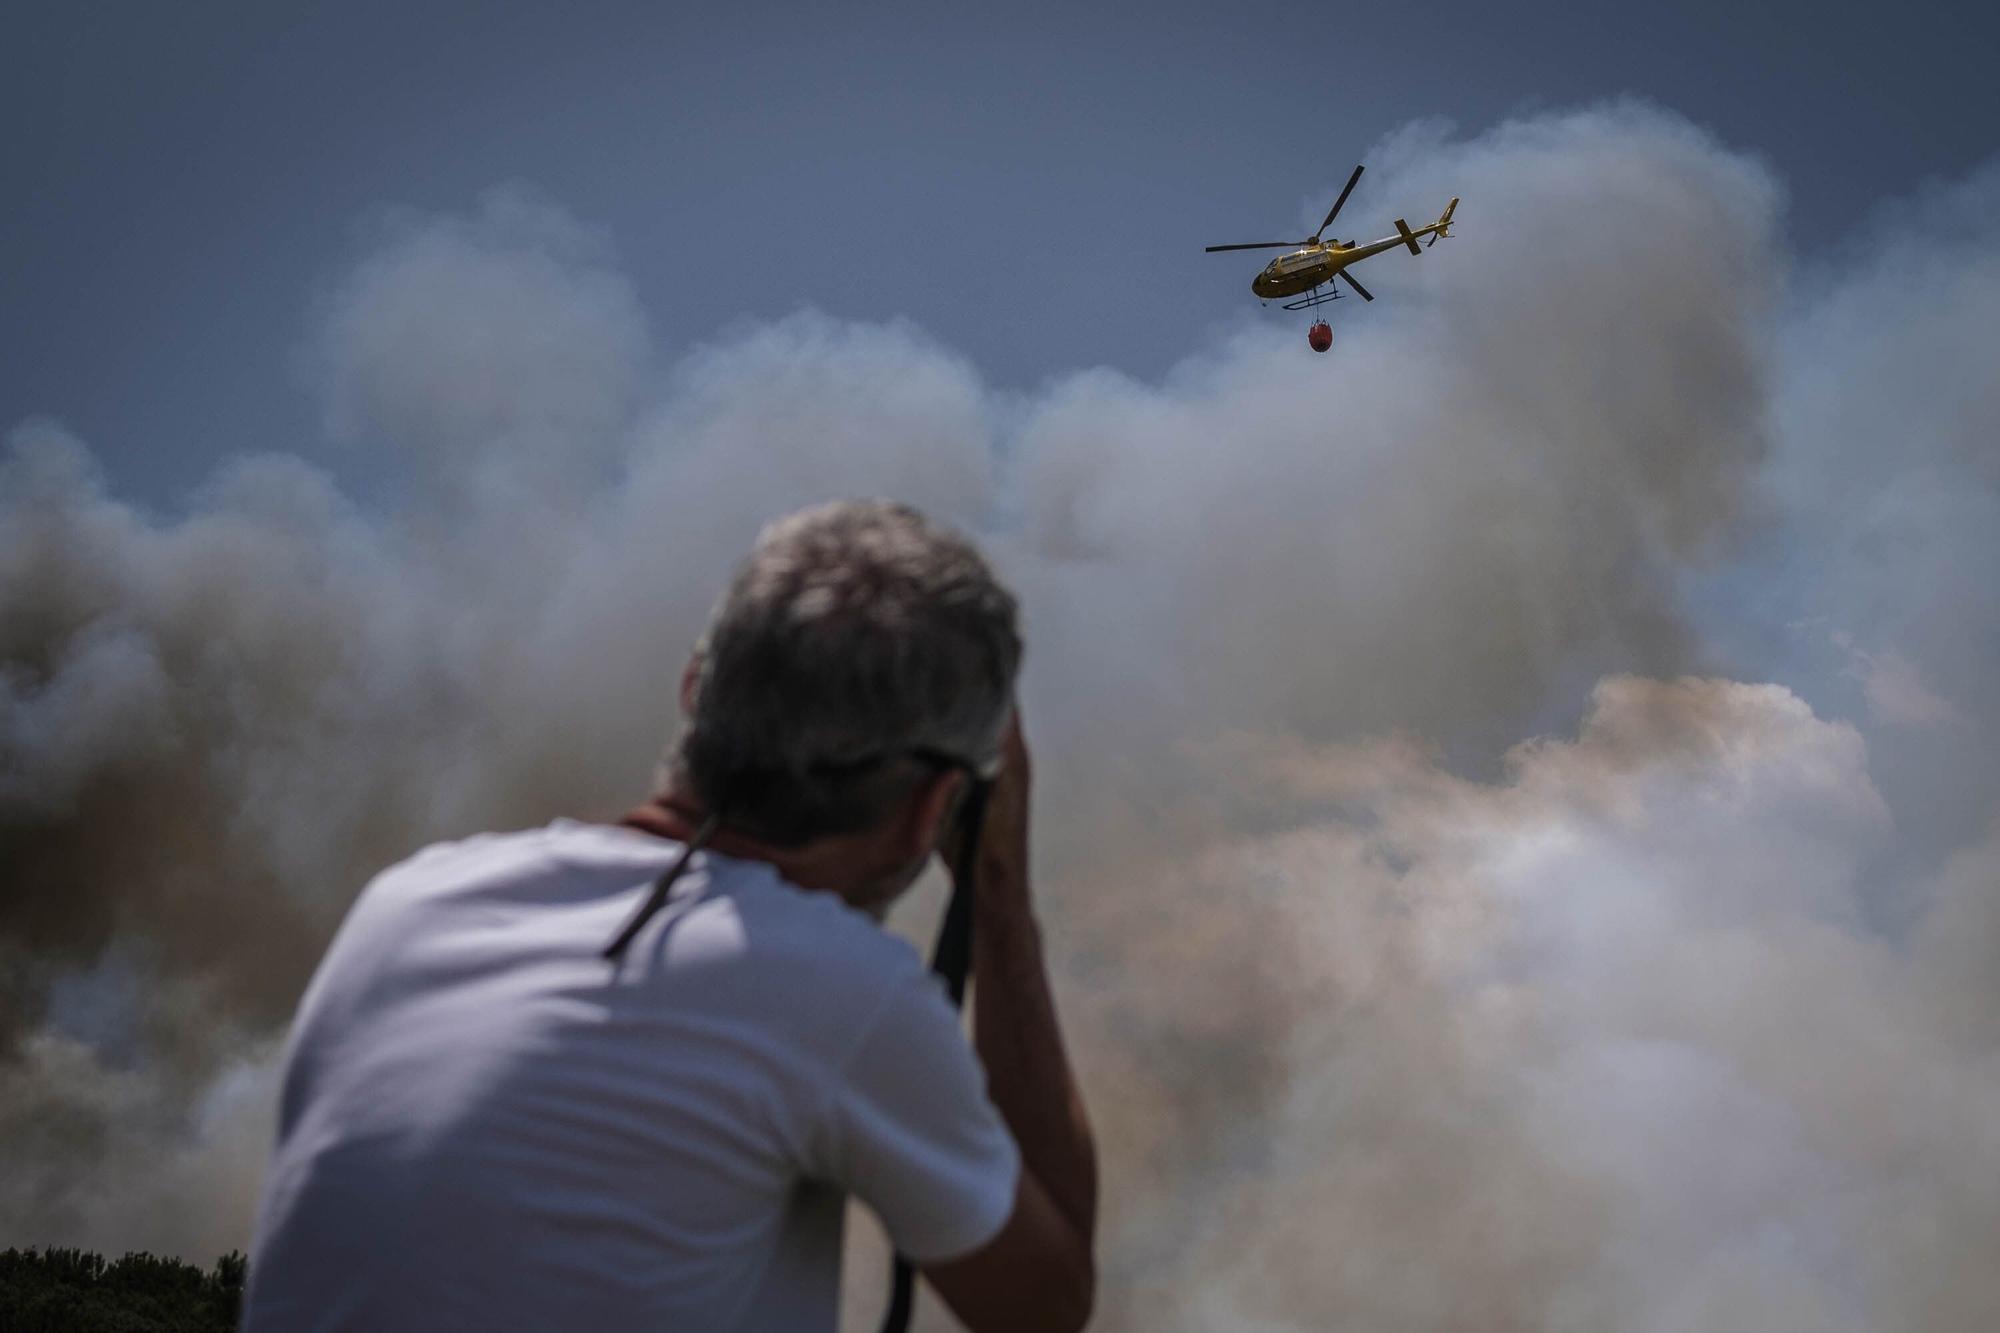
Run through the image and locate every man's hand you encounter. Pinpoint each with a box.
[939,713,1030,902]
[969,715,1030,903]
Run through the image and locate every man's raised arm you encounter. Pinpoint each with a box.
[924,718,1098,1332]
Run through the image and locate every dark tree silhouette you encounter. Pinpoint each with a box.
[0,1247,245,1331]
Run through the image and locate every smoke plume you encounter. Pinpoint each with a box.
[3,105,1996,1330]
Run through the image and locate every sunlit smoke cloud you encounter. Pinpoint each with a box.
[1075,677,1998,1331]
[3,104,1997,1331]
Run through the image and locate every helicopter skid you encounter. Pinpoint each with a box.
[1280,286,1344,311]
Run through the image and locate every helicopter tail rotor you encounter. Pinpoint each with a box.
[1426,197,1459,247]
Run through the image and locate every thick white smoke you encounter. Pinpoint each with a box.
[2,105,1995,1330]
[1064,678,1999,1331]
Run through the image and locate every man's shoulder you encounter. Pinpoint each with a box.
[370,822,538,881]
[633,856,949,1073]
[365,820,620,901]
[341,822,938,1041]
[315,824,600,972]
[722,865,933,998]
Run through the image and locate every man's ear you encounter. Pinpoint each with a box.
[898,768,967,865]
[679,652,703,718]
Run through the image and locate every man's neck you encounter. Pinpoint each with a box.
[620,787,852,897]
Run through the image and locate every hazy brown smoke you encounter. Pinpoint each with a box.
[3,106,1997,1331]
[1058,679,2000,1331]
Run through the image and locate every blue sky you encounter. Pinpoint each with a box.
[8,0,1997,503]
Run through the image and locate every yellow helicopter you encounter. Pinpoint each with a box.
[1207,165,1457,348]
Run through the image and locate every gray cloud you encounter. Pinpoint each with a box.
[2,104,1996,1331]
[307,184,652,478]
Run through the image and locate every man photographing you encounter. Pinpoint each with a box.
[245,500,1097,1331]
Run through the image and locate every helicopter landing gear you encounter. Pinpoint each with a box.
[1280,284,1344,312]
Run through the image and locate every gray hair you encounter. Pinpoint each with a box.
[669,500,1021,846]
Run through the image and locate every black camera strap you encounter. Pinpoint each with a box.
[878,777,990,1333]
[602,811,725,963]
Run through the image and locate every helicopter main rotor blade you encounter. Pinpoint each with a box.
[1205,241,1306,252]
[1311,165,1365,240]
[1338,269,1375,302]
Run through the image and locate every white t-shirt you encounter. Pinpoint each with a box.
[245,820,1019,1332]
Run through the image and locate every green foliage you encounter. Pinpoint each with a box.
[0,1247,245,1332]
